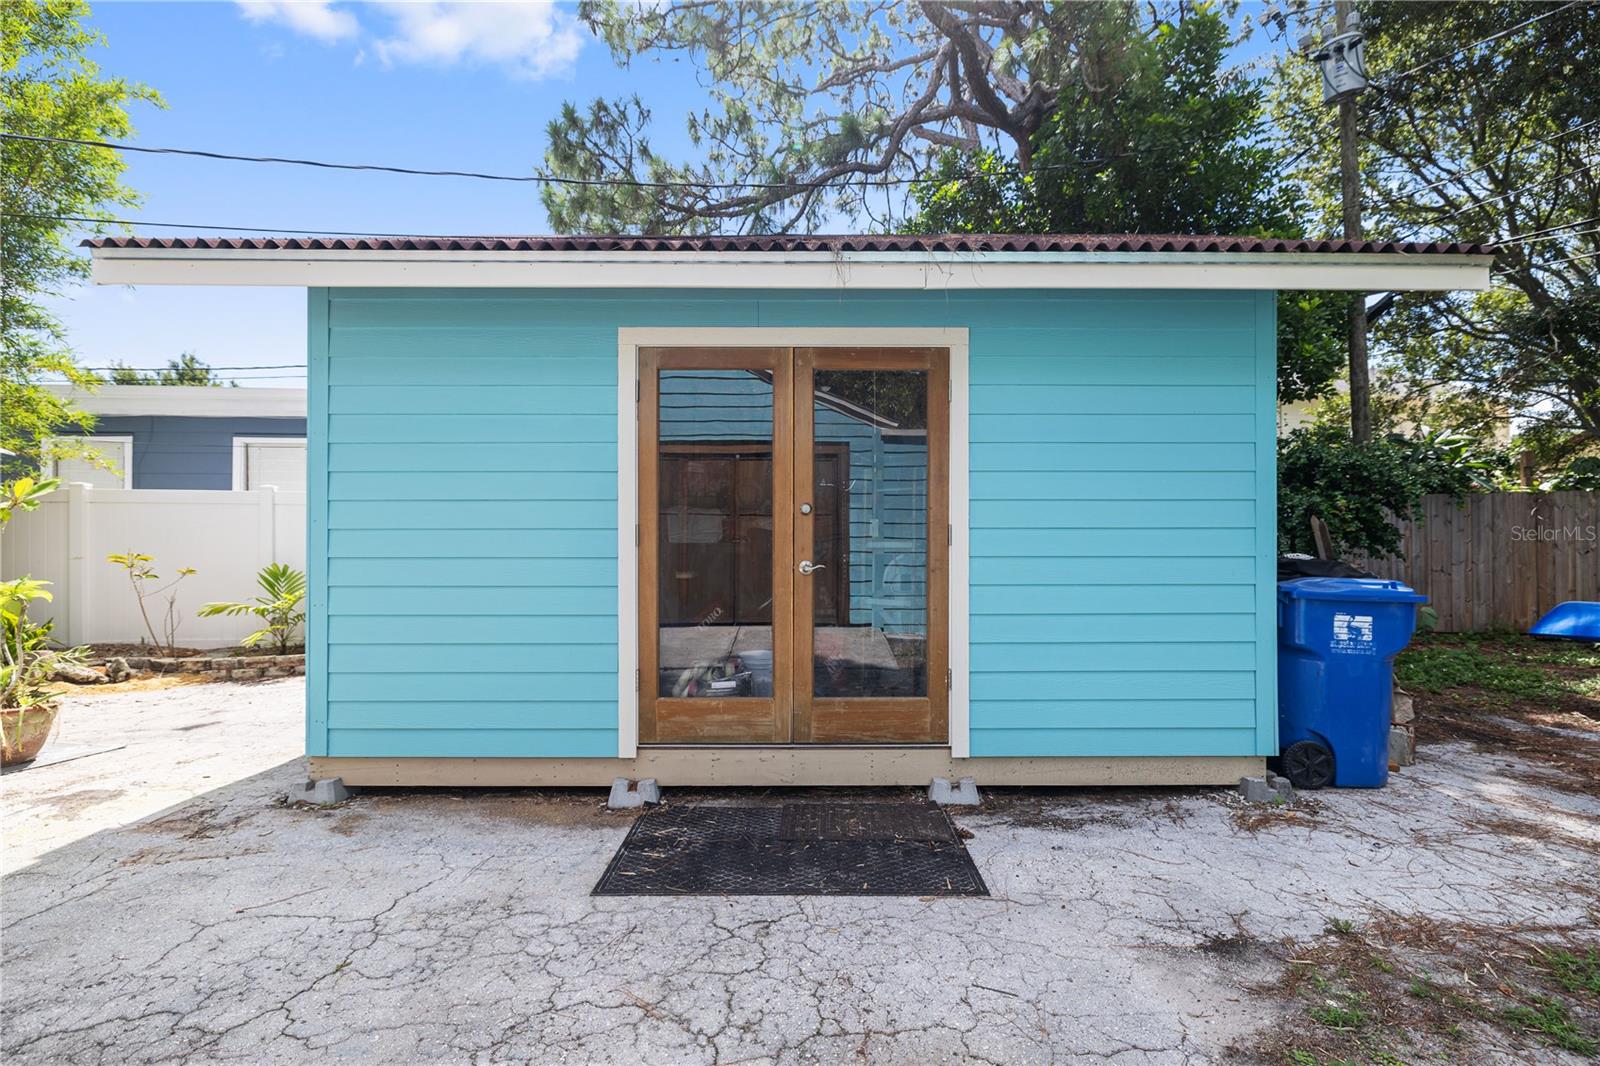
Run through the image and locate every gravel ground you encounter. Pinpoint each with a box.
[2,679,1596,1065]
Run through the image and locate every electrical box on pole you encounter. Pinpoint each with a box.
[1302,13,1370,103]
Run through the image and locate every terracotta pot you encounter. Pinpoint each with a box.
[1,703,60,766]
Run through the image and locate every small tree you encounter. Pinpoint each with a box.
[108,353,229,387]
[199,563,306,654]
[106,552,195,655]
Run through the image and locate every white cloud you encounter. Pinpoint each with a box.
[369,2,584,80]
[236,1,584,80]
[236,1,359,43]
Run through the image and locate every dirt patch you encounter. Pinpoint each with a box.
[43,673,217,699]
[85,644,208,660]
[84,644,306,660]
[1207,788,1327,832]
[1198,928,1271,961]
[325,812,370,837]
[1465,813,1600,858]
[353,787,626,829]
[137,805,255,842]
[1240,912,1600,1064]
[29,788,127,818]
[974,786,1203,831]
[1419,702,1600,797]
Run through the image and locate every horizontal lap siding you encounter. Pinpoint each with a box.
[316,295,638,757]
[309,289,1274,761]
[964,293,1274,757]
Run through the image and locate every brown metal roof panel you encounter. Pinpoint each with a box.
[81,233,1500,255]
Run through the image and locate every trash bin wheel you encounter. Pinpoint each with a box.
[1281,740,1335,790]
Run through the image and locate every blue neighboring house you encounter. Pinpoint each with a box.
[43,384,306,491]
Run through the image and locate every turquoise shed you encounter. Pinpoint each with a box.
[86,234,1494,786]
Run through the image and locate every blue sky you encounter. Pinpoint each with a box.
[50,0,720,384]
[50,1,1289,385]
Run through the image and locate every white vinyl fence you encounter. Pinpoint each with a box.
[1,484,306,649]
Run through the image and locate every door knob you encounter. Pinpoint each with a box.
[798,560,825,575]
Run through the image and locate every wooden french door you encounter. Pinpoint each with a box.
[638,346,949,745]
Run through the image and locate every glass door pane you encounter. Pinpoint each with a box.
[639,347,791,746]
[657,369,776,699]
[809,369,930,699]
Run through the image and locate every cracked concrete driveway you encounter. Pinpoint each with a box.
[3,679,1597,1065]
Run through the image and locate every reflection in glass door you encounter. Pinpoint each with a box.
[793,348,948,744]
[638,346,946,745]
[639,349,792,744]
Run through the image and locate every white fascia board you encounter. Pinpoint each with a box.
[44,383,306,418]
[90,247,1495,292]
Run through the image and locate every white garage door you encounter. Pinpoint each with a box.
[236,438,307,491]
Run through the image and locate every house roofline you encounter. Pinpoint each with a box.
[45,383,306,419]
[86,244,1495,291]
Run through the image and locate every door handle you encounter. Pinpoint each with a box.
[798,560,825,575]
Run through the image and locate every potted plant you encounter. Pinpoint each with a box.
[1,578,90,766]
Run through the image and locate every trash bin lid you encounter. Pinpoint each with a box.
[1278,577,1427,604]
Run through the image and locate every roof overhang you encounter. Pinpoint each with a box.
[88,246,1495,291]
[46,383,305,418]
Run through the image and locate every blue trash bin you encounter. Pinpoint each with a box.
[1276,577,1427,788]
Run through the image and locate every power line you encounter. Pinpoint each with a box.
[1398,162,1600,240]
[1494,221,1600,249]
[0,131,1110,191]
[17,212,509,239]
[1544,248,1600,268]
[1386,0,1584,84]
[1368,119,1600,210]
[82,363,307,371]
[1496,215,1600,243]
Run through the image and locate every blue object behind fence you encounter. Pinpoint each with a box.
[1529,601,1600,642]
[1276,578,1427,788]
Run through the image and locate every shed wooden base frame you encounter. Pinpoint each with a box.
[310,752,1264,788]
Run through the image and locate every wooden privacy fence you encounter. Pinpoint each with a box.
[1353,491,1600,633]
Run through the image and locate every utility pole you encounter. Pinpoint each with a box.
[1306,3,1373,443]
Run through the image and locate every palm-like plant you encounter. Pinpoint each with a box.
[199,563,307,654]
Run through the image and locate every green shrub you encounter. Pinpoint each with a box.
[198,563,306,654]
[1278,426,1480,558]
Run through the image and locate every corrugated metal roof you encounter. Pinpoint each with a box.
[83,233,1497,255]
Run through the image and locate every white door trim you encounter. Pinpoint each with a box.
[615,327,971,759]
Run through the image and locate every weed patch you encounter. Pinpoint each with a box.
[1244,912,1600,1064]
[1503,996,1598,1055]
[1397,644,1565,698]
[1544,948,1600,996]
